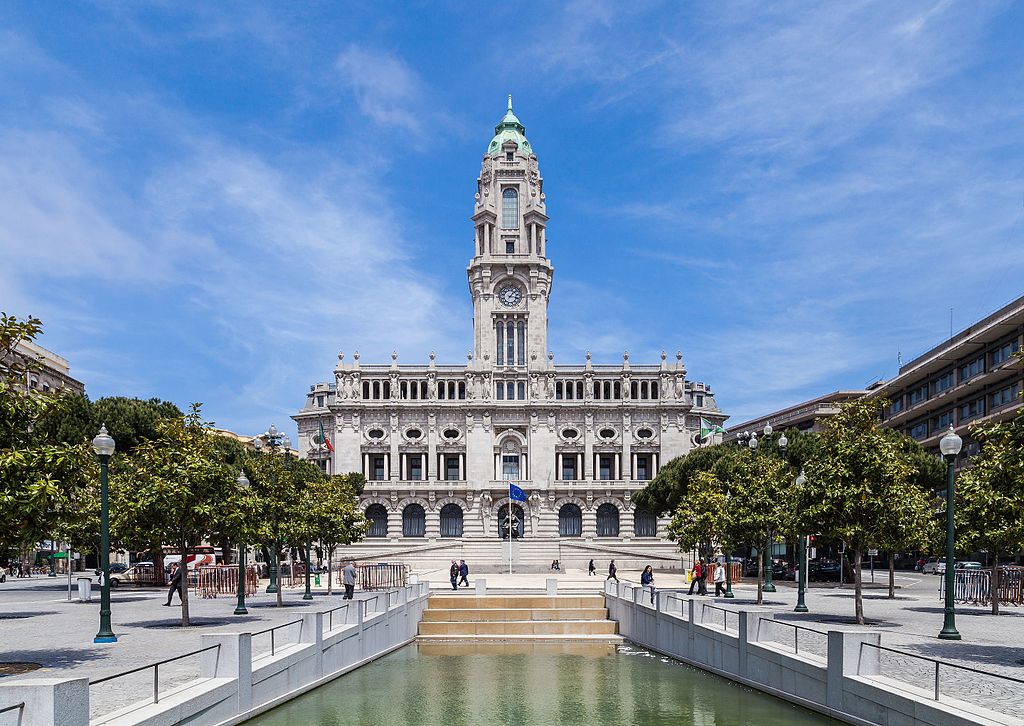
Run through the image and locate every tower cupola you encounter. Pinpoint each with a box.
[487,95,534,157]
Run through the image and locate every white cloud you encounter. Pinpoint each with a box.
[335,45,428,132]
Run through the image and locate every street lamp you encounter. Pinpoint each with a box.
[794,470,809,613]
[92,425,117,644]
[302,542,314,601]
[234,471,250,616]
[938,425,962,641]
[724,488,735,598]
[763,424,784,594]
[256,425,291,595]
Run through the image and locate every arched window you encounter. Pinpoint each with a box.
[366,504,388,538]
[633,508,657,537]
[559,503,582,537]
[596,503,620,537]
[496,322,504,365]
[439,504,464,538]
[517,320,526,365]
[498,504,525,539]
[402,504,425,537]
[502,188,519,229]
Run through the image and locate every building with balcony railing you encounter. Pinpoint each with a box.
[293,99,727,569]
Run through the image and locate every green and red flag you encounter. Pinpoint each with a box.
[316,419,334,452]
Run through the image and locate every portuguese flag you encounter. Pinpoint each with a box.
[700,417,725,441]
[317,419,334,452]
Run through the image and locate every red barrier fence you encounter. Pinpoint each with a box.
[343,563,408,591]
[706,563,743,583]
[194,565,260,599]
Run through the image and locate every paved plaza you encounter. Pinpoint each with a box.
[2,567,1023,720]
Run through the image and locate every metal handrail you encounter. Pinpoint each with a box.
[699,602,732,630]
[0,702,25,716]
[251,618,303,657]
[323,602,352,632]
[859,641,1024,701]
[89,643,221,705]
[757,618,827,655]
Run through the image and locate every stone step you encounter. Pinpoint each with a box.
[426,594,605,609]
[421,607,609,622]
[416,633,624,643]
[418,619,618,636]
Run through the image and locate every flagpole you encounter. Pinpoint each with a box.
[508,479,512,576]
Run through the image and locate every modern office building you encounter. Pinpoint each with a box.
[293,99,727,569]
[723,390,868,444]
[874,295,1024,461]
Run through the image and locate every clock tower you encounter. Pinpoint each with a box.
[468,96,552,372]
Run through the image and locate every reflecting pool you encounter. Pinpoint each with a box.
[248,642,841,725]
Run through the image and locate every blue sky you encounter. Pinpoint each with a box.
[2,1,1023,438]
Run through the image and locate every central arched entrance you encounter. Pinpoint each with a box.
[497,503,525,539]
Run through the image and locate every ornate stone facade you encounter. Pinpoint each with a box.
[293,98,727,569]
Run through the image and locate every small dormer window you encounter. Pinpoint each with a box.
[506,241,515,254]
[506,151,514,161]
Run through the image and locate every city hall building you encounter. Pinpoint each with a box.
[293,99,727,569]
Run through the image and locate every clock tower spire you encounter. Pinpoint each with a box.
[468,97,552,372]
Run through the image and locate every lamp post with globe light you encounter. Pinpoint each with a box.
[254,425,291,595]
[794,470,809,613]
[92,425,117,643]
[738,423,788,594]
[234,471,250,616]
[938,425,963,640]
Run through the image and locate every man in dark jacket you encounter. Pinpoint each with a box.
[449,560,459,590]
[164,562,183,606]
[606,560,618,582]
[458,560,470,587]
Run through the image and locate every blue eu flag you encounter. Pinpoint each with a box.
[509,483,527,502]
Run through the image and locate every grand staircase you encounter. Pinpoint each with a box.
[417,593,621,642]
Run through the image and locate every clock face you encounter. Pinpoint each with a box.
[498,285,522,307]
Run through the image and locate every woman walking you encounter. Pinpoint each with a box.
[588,559,596,576]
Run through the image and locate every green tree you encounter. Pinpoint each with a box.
[35,393,182,454]
[635,443,741,515]
[295,472,366,594]
[955,411,1024,615]
[111,404,237,626]
[667,470,730,564]
[796,398,929,624]
[728,450,795,605]
[0,314,91,560]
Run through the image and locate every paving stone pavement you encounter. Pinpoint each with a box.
[0,575,371,719]
[661,570,1024,720]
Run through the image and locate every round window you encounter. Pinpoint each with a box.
[443,428,460,440]
[367,428,385,439]
[562,428,579,440]
[599,428,616,439]
[636,428,654,439]
[406,428,422,440]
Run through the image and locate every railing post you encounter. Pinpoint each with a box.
[202,633,252,713]
[301,612,324,679]
[0,677,89,726]
[358,599,366,661]
[826,630,879,711]
[934,662,940,701]
[153,663,159,704]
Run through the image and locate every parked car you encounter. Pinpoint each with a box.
[809,559,841,582]
[955,561,983,571]
[108,564,160,587]
[922,558,944,575]
[109,562,129,574]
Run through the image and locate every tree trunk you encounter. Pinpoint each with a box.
[180,539,191,627]
[888,553,895,599]
[853,545,864,625]
[276,543,284,608]
[756,545,764,605]
[991,551,1000,616]
[326,546,335,595]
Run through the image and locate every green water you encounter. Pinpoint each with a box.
[248,643,841,725]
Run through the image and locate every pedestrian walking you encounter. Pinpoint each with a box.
[342,561,357,600]
[164,562,184,606]
[606,560,618,582]
[714,560,727,597]
[458,559,470,587]
[449,560,459,591]
[640,565,656,604]
[687,560,704,596]
[588,559,596,576]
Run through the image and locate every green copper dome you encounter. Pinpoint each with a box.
[487,95,533,157]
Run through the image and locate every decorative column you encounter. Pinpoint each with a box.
[458,454,465,481]
[420,453,427,482]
